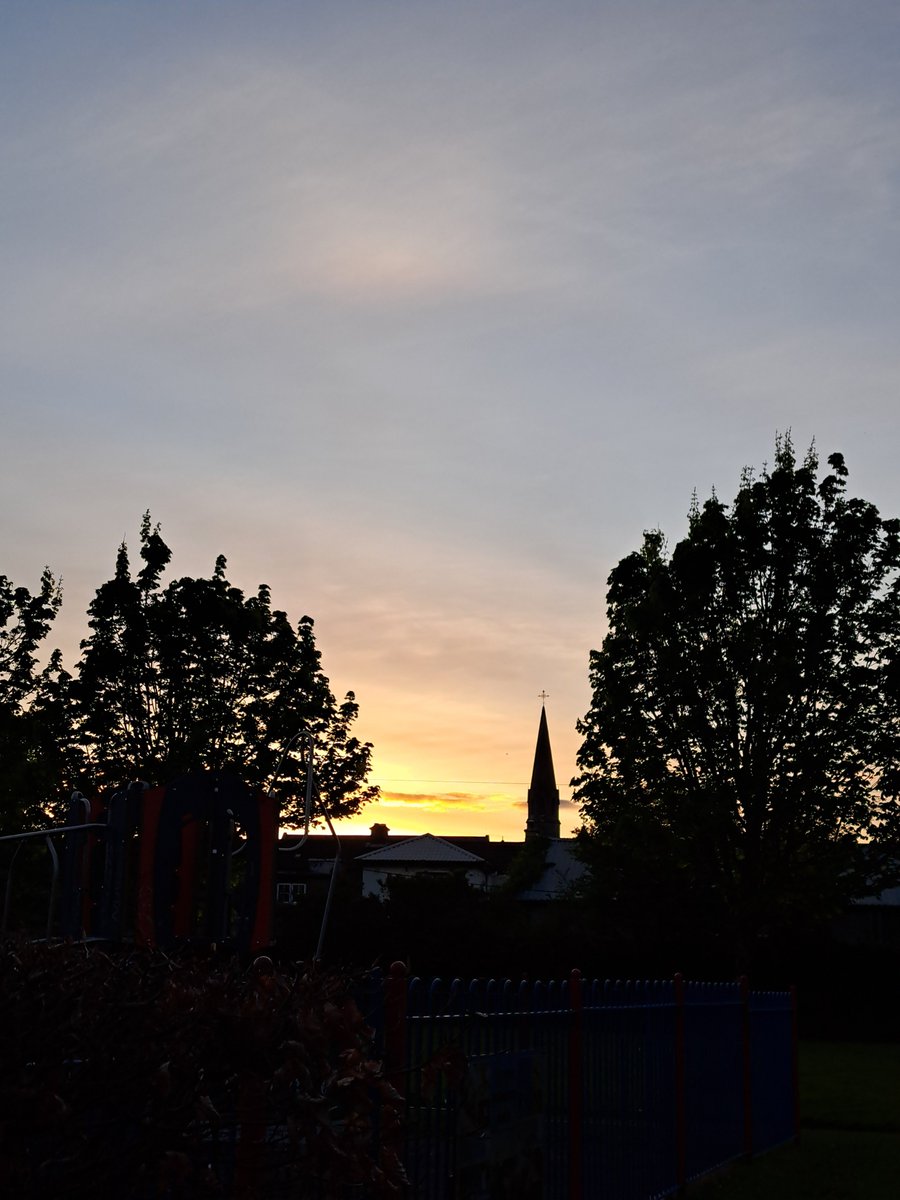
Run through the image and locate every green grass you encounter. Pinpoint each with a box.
[696,1129,900,1200]
[800,1041,900,1130]
[695,1042,900,1200]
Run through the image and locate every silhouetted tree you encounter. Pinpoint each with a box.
[0,569,73,831]
[575,436,900,964]
[74,514,377,823]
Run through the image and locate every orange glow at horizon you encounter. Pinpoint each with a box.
[323,695,586,841]
[331,767,581,842]
[331,781,523,839]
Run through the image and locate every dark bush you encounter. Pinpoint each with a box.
[0,941,404,1198]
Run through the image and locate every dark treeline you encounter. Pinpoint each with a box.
[273,868,900,1041]
[574,437,900,976]
[0,513,376,833]
[5,443,900,1039]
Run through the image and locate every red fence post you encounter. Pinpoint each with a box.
[674,972,687,1196]
[568,968,584,1200]
[740,975,753,1160]
[790,984,800,1144]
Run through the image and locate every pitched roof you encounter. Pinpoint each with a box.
[517,840,588,900]
[278,832,525,874]
[356,833,486,864]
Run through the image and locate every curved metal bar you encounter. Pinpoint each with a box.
[0,824,106,939]
[276,734,317,855]
[314,803,341,963]
[2,838,26,937]
[45,834,60,940]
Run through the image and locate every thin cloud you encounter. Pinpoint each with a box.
[380,791,488,810]
[510,798,576,810]
[4,1,900,846]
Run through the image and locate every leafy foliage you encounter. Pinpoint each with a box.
[73,514,377,824]
[0,942,404,1198]
[0,570,72,831]
[575,437,900,959]
[499,837,551,897]
[380,872,489,976]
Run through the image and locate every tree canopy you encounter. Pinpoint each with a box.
[574,437,900,961]
[1,515,377,829]
[0,568,72,832]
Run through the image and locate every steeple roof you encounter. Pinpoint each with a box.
[530,704,557,794]
[525,703,561,840]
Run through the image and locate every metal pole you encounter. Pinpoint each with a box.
[2,840,25,937]
[303,734,315,835]
[314,806,341,962]
[45,834,60,940]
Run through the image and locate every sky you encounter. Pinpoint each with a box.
[3,1,900,841]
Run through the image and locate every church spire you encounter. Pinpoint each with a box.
[525,701,560,840]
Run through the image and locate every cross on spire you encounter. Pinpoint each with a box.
[538,690,550,704]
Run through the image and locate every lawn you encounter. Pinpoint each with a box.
[696,1042,900,1200]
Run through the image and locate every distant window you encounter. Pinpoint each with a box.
[276,882,307,905]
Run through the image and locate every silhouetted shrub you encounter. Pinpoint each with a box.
[0,941,403,1198]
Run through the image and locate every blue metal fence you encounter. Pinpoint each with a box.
[749,989,797,1157]
[382,968,797,1200]
[582,980,678,1200]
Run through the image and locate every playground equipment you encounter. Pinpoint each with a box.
[2,770,279,954]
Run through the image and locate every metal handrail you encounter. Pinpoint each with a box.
[0,823,106,939]
[0,823,107,844]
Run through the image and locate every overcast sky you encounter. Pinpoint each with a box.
[3,1,900,839]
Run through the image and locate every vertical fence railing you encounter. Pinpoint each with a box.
[673,972,687,1195]
[578,978,677,1200]
[748,988,797,1154]
[568,969,584,1200]
[682,980,745,1182]
[384,970,796,1200]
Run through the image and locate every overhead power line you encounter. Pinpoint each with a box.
[375,778,527,786]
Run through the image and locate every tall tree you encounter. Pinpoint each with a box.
[0,569,73,831]
[74,514,377,823]
[575,437,900,960]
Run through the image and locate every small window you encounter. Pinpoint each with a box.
[277,882,307,905]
